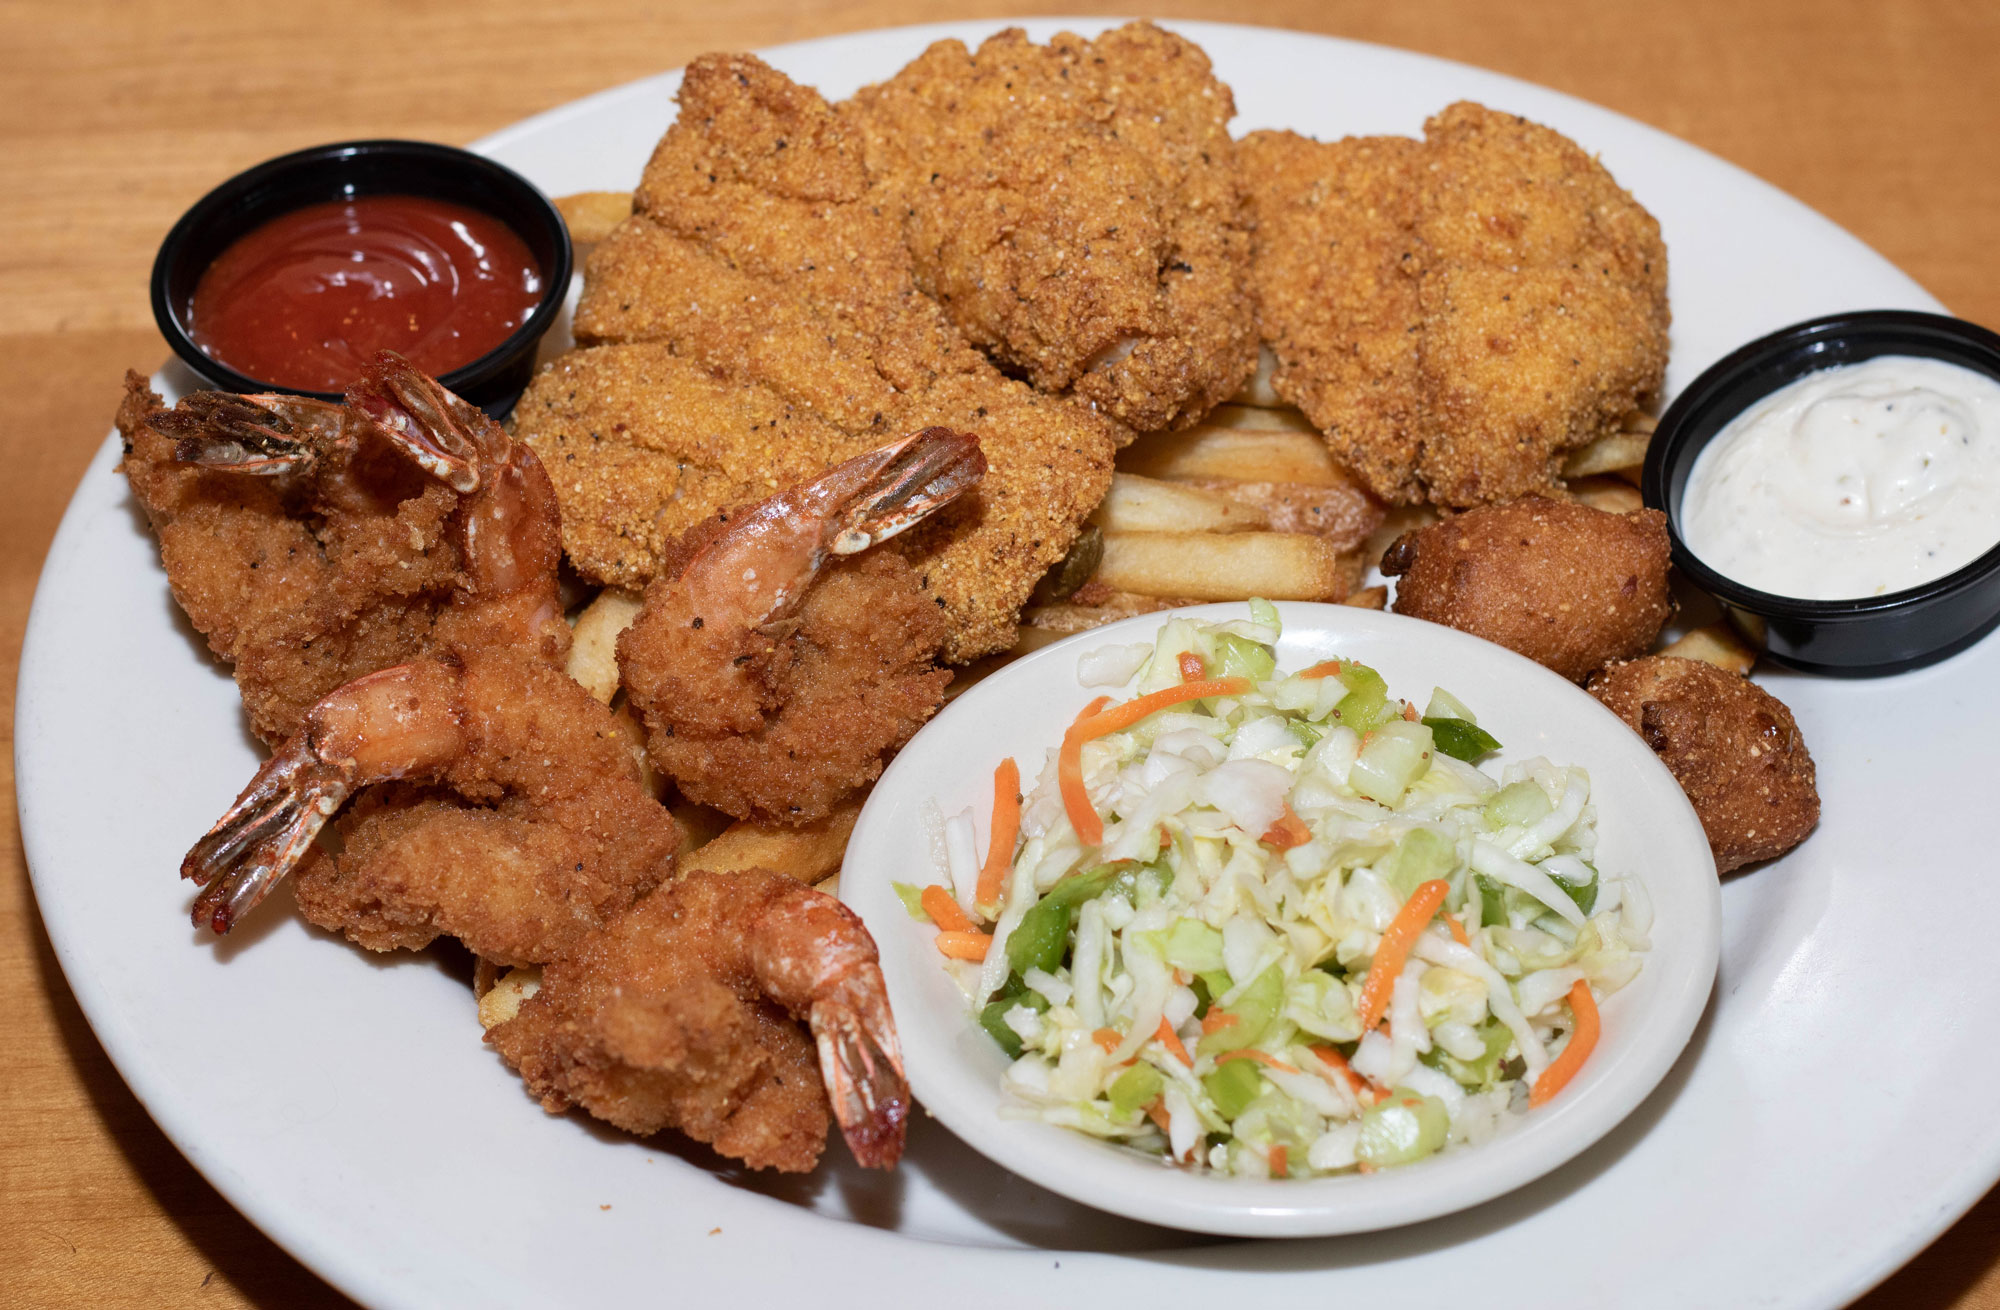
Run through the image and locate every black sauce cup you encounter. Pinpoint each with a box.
[1643,310,2000,676]
[150,139,572,419]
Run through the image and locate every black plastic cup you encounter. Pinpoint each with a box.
[1643,310,2000,676]
[150,139,572,419]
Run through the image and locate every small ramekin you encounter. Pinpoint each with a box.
[1643,310,2000,676]
[150,139,572,418]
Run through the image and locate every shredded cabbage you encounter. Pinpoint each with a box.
[934,605,1645,1178]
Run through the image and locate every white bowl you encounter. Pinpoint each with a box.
[843,602,1721,1237]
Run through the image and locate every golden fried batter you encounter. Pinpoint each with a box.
[490,868,907,1172]
[118,375,460,743]
[518,53,1117,663]
[1589,656,1820,874]
[623,545,951,825]
[1381,496,1673,681]
[1241,103,1670,506]
[287,653,683,966]
[1240,131,1428,501]
[844,23,1256,433]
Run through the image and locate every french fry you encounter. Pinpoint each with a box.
[1175,477,1383,549]
[1119,425,1348,486]
[1092,473,1270,534]
[554,190,634,248]
[1022,591,1184,635]
[1200,402,1317,433]
[679,799,861,885]
[669,799,734,857]
[1227,346,1284,409]
[567,587,644,704]
[1660,623,1759,675]
[1343,585,1389,610]
[1569,476,1646,515]
[1562,430,1652,480]
[1095,530,1346,602]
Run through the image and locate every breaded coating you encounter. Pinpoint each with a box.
[117,375,461,744]
[621,546,950,824]
[1240,103,1670,506]
[288,653,683,966]
[1416,104,1670,504]
[1589,656,1820,874]
[519,53,1117,663]
[1381,496,1673,681]
[843,23,1256,433]
[490,868,905,1173]
[1240,131,1428,501]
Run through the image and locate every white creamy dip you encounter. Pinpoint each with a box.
[1681,355,2000,600]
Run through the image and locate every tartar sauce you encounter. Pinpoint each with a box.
[1681,355,2000,599]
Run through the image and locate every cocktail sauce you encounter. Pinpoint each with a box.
[188,194,543,392]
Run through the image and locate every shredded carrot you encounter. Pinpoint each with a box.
[1530,980,1602,1108]
[1177,650,1207,682]
[1201,1009,1239,1036]
[1444,911,1470,947]
[1309,1045,1386,1102]
[1402,701,1420,722]
[974,757,1021,909]
[1260,801,1312,851]
[1145,1097,1173,1133]
[1059,682,1248,846]
[1056,696,1113,846]
[933,930,991,961]
[1299,659,1344,679]
[1356,1161,1376,1175]
[921,884,972,933]
[1154,1017,1193,1068]
[1172,969,1191,986]
[1354,878,1452,1031]
[1092,1027,1123,1054]
[1268,1144,1288,1179]
[1075,678,1252,740]
[1216,1049,1301,1074]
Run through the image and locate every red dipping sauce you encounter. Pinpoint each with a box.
[189,194,544,392]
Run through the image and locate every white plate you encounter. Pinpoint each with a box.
[844,602,1721,1236]
[16,18,1984,1309]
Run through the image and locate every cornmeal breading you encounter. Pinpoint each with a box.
[844,22,1256,434]
[518,53,1118,662]
[1242,103,1670,506]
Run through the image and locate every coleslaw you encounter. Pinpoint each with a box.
[906,604,1652,1178]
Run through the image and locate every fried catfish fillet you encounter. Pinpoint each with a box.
[1242,103,1670,507]
[517,53,1117,663]
[842,22,1257,434]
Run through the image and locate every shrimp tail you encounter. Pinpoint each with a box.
[809,972,911,1169]
[182,732,358,934]
[349,351,487,493]
[829,426,987,556]
[153,392,335,475]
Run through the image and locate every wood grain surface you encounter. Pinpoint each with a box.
[3,1,1996,1305]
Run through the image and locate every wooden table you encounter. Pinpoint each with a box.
[3,1,1996,1303]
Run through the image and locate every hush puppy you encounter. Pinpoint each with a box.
[1381,497,1672,681]
[1589,656,1820,873]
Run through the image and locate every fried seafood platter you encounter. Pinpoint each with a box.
[92,20,1831,1222]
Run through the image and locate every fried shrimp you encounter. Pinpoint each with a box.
[619,428,985,824]
[844,22,1256,433]
[1382,496,1673,682]
[119,354,567,743]
[1590,656,1820,874]
[489,867,909,1172]
[182,649,680,961]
